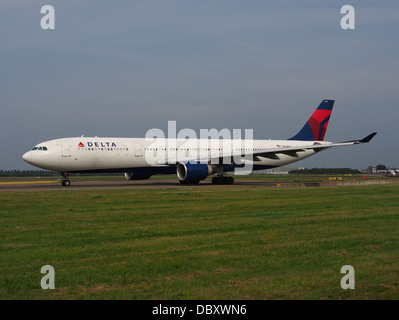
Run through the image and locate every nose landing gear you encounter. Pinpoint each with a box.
[60,173,71,187]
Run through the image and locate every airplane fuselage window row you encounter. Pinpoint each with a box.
[78,148,129,151]
[142,148,261,151]
[76,147,262,152]
[31,146,263,152]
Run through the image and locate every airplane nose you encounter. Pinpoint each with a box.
[22,151,32,164]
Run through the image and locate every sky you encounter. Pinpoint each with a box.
[1,0,398,170]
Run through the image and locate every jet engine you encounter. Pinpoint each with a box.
[176,162,212,184]
[124,171,152,180]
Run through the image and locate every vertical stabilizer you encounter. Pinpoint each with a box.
[289,99,334,141]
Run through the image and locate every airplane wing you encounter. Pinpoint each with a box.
[156,132,377,165]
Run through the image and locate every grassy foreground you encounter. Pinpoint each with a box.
[1,185,399,299]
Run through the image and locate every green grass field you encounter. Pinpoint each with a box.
[1,183,399,299]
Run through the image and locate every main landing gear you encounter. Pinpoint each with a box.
[211,175,234,185]
[60,173,71,187]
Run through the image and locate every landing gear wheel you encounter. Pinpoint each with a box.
[212,176,234,185]
[60,172,71,187]
[211,177,220,185]
[61,180,71,187]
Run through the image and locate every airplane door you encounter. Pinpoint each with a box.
[134,144,143,157]
[61,142,71,157]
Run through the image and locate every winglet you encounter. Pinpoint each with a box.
[359,132,377,143]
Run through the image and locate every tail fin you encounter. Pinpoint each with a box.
[289,99,334,141]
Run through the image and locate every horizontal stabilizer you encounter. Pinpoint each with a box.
[339,132,377,145]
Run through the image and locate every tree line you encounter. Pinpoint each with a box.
[0,170,119,177]
[0,170,57,177]
[289,168,361,175]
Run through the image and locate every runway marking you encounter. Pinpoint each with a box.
[0,180,58,185]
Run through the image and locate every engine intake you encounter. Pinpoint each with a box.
[176,162,212,183]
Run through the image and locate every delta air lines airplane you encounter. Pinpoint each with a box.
[22,100,376,186]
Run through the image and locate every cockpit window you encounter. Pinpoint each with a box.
[31,146,48,151]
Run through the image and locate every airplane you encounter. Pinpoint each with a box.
[22,99,376,186]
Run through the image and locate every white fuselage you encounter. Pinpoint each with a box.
[21,100,375,184]
[22,137,330,173]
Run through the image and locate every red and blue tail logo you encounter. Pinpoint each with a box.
[289,100,334,141]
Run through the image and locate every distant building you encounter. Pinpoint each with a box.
[363,165,399,176]
[365,166,377,174]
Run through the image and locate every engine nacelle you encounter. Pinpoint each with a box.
[124,171,152,180]
[176,162,212,183]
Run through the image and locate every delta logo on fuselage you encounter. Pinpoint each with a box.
[78,141,117,148]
